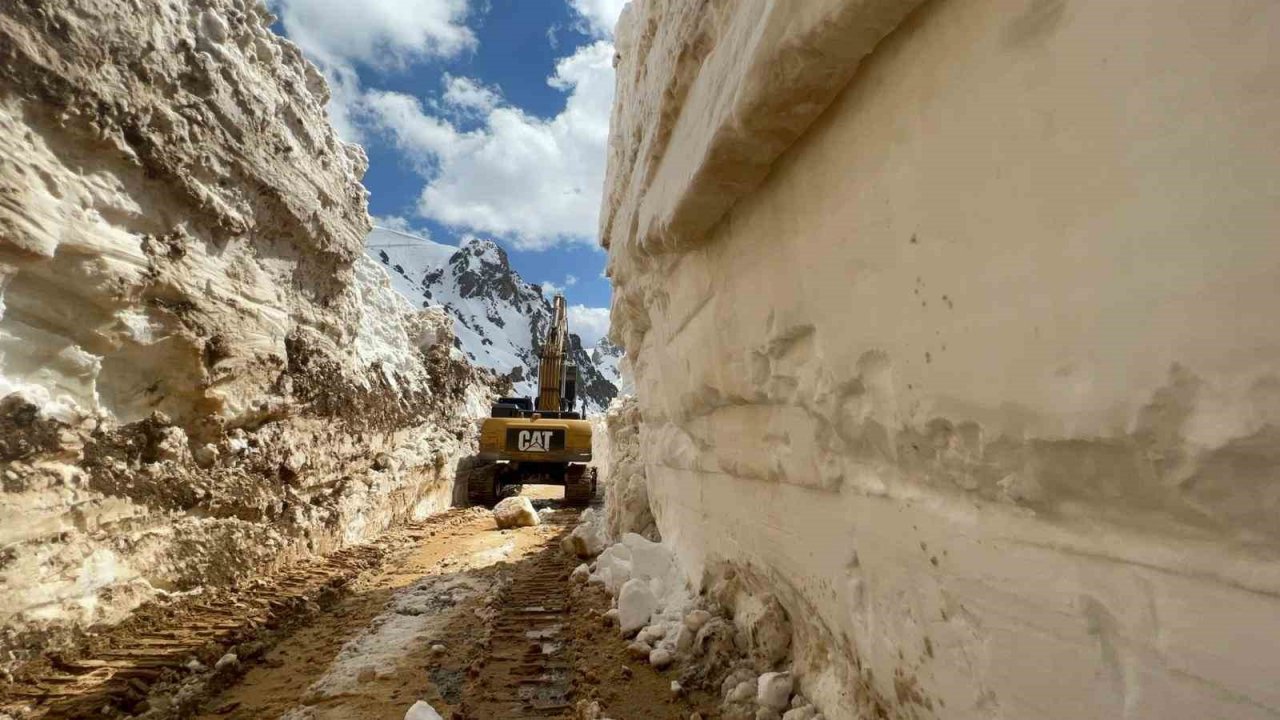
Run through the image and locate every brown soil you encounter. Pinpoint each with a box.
[3,487,720,720]
[567,583,721,719]
[191,487,719,719]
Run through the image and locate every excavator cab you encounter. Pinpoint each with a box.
[469,295,598,506]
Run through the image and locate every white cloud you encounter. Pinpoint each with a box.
[568,305,610,346]
[269,0,475,69]
[541,281,564,299]
[268,0,476,143]
[363,90,465,161]
[569,0,629,38]
[363,41,616,249]
[564,275,578,286]
[442,75,501,116]
[271,1,620,250]
[372,215,436,238]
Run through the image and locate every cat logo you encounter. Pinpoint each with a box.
[516,430,554,452]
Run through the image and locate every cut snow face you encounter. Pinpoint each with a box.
[366,227,618,412]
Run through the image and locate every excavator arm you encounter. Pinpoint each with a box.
[536,295,569,412]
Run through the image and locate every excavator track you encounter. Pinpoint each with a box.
[0,510,477,719]
[564,466,597,507]
[461,528,578,717]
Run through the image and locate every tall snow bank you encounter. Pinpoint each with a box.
[0,0,496,670]
[600,1,1280,718]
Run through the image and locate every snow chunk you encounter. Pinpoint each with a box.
[564,507,608,557]
[757,671,794,710]
[649,647,674,668]
[405,700,443,720]
[492,496,540,529]
[618,578,658,635]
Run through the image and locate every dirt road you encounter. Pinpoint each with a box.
[192,488,717,719]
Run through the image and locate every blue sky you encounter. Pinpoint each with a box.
[267,0,627,338]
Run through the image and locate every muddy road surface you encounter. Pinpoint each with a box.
[3,488,716,719]
[5,484,716,712]
[189,487,716,720]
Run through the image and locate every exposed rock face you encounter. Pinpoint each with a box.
[602,1,1280,718]
[369,227,620,411]
[0,0,494,667]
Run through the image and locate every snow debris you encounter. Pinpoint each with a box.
[650,647,674,669]
[617,578,659,635]
[781,706,818,720]
[571,563,591,583]
[756,672,794,710]
[573,699,617,720]
[404,700,443,720]
[214,653,239,672]
[590,543,633,595]
[563,507,608,558]
[492,496,540,529]
[683,609,711,632]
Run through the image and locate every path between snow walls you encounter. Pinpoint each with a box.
[600,1,1280,718]
[0,0,496,671]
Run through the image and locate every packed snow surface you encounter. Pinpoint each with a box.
[599,0,1280,718]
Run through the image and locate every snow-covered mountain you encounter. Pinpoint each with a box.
[591,336,624,388]
[367,227,618,412]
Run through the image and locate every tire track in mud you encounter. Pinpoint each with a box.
[0,509,483,719]
[461,524,579,717]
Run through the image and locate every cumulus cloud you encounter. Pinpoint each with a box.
[564,275,578,286]
[269,0,475,69]
[568,0,629,38]
[568,305,611,346]
[267,0,476,143]
[372,215,434,237]
[362,41,615,249]
[362,90,463,161]
[272,0,621,250]
[442,75,501,117]
[541,281,564,299]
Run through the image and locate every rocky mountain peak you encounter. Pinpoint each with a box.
[368,227,618,411]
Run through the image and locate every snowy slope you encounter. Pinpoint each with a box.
[591,336,624,388]
[366,227,618,412]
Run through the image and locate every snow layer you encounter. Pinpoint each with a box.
[367,227,619,412]
[0,0,494,666]
[601,0,1280,718]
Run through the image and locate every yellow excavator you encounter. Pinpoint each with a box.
[469,294,598,506]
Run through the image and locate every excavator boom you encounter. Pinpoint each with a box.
[536,296,568,412]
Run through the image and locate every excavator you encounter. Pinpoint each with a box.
[468,294,598,506]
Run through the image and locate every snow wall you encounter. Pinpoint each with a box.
[0,0,494,667]
[601,0,1280,718]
